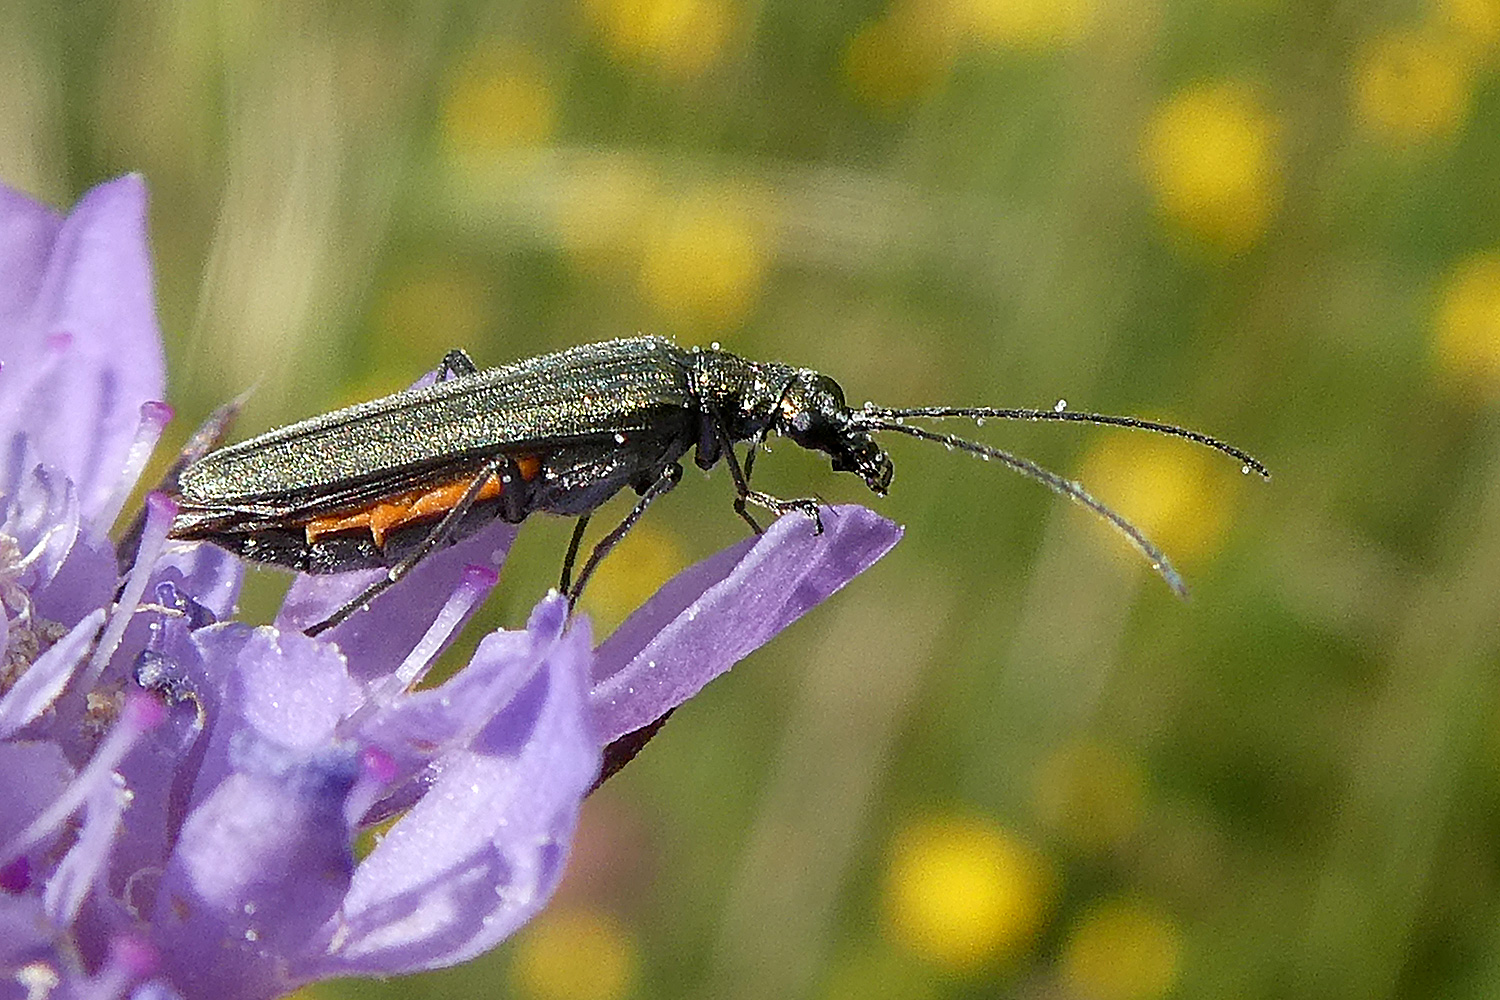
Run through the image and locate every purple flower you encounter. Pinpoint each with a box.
[0,176,901,1000]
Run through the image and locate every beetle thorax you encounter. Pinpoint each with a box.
[690,349,796,441]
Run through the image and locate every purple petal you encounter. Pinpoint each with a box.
[4,691,164,863]
[0,741,73,844]
[590,504,901,745]
[232,630,360,751]
[88,934,167,999]
[176,626,357,823]
[151,542,245,623]
[0,446,80,590]
[0,894,53,967]
[151,746,358,1000]
[0,433,116,628]
[31,528,117,629]
[277,520,517,683]
[0,176,166,524]
[311,606,598,976]
[42,768,130,927]
[81,492,175,692]
[0,182,63,326]
[351,597,568,791]
[276,567,383,634]
[101,614,229,917]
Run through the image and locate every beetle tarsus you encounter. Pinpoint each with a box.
[745,491,824,534]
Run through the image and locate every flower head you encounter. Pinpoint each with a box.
[0,176,901,999]
[1140,80,1281,256]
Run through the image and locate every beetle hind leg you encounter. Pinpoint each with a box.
[303,456,504,636]
[435,349,480,380]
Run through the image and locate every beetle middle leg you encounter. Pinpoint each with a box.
[559,514,592,595]
[566,463,683,608]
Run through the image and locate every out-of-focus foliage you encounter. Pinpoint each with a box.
[7,0,1500,997]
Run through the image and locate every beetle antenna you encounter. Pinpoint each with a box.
[859,406,1270,480]
[862,419,1188,597]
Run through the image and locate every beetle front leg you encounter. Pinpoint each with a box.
[711,414,824,535]
[731,432,768,533]
[723,439,764,534]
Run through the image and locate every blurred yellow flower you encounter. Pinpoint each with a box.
[883,815,1053,969]
[953,0,1096,49]
[1352,29,1473,144]
[1080,428,1242,569]
[1438,0,1500,55]
[639,187,772,331]
[440,45,555,168]
[1078,423,1239,566]
[842,12,954,110]
[1061,899,1181,1000]
[577,520,687,630]
[511,906,637,1000]
[1433,251,1500,393]
[1033,740,1145,854]
[582,0,734,78]
[1140,81,1280,255]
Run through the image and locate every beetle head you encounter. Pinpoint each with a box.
[777,370,894,495]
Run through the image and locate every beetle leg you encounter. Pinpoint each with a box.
[723,444,763,535]
[748,490,824,534]
[742,429,762,483]
[436,348,480,380]
[559,514,592,595]
[304,456,503,637]
[708,409,765,534]
[567,462,683,609]
[729,431,774,531]
[711,410,823,536]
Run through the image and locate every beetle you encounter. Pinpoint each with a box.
[165,336,1268,636]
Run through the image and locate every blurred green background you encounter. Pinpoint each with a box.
[9,0,1500,997]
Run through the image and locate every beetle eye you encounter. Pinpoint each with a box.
[814,375,845,409]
